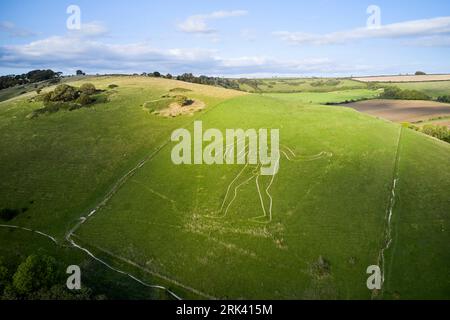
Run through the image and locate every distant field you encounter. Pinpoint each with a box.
[380,81,450,98]
[238,78,367,93]
[353,74,450,83]
[264,89,381,104]
[341,99,450,123]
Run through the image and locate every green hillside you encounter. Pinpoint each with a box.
[0,76,448,299]
[0,76,244,238]
[383,130,450,299]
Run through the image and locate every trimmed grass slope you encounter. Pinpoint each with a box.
[76,94,408,299]
[0,77,448,300]
[0,76,244,239]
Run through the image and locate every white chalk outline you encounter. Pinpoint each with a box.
[214,145,332,223]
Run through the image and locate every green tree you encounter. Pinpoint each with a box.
[50,84,80,102]
[437,95,450,103]
[79,83,96,95]
[76,93,94,106]
[12,255,61,296]
[28,285,95,300]
[0,258,9,295]
[380,86,430,100]
[421,125,450,142]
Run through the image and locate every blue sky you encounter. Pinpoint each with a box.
[1,0,450,77]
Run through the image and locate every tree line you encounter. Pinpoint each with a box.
[403,122,450,143]
[0,254,105,300]
[28,83,106,119]
[0,70,62,90]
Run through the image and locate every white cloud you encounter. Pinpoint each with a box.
[178,10,247,34]
[0,19,377,77]
[0,36,215,71]
[0,33,373,76]
[0,21,36,37]
[274,16,450,45]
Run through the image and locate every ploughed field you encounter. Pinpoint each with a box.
[341,99,450,124]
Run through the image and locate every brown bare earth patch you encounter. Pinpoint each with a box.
[341,99,450,123]
[353,74,450,83]
[154,99,206,117]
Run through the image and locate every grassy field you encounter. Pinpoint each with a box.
[0,76,449,299]
[263,89,381,104]
[76,94,402,299]
[0,76,244,239]
[238,78,368,93]
[379,81,450,98]
[383,130,450,299]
